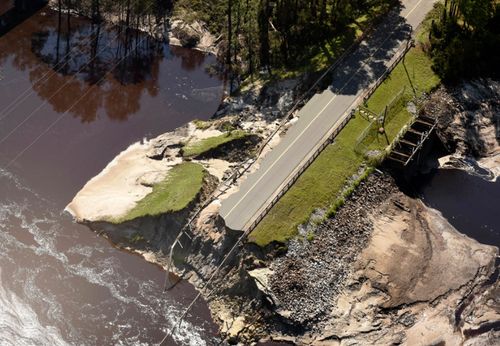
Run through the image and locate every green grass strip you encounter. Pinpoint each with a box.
[182,130,248,157]
[192,119,212,130]
[114,162,205,223]
[249,47,440,247]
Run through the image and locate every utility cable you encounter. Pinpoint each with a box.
[0,0,150,145]
[159,8,417,345]
[3,2,160,169]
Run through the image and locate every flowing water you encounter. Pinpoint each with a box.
[0,4,223,345]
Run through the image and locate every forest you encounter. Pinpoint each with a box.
[53,0,394,77]
[428,0,499,81]
[175,0,396,76]
[50,0,499,82]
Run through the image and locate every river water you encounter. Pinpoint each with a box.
[0,5,223,346]
[418,168,500,248]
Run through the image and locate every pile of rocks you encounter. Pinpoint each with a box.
[269,173,398,326]
[427,79,500,157]
[169,19,221,55]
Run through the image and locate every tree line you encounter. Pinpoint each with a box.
[53,0,396,78]
[176,0,395,76]
[429,0,499,81]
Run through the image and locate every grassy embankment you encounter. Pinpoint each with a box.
[182,130,248,157]
[249,9,442,246]
[114,162,205,223]
[114,127,249,223]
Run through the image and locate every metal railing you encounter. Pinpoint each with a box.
[245,38,415,233]
[162,12,391,288]
[354,86,407,154]
[161,9,419,341]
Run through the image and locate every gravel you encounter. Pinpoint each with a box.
[269,173,399,326]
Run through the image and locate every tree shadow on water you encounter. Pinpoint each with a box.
[0,7,198,123]
[0,0,47,37]
[29,14,164,122]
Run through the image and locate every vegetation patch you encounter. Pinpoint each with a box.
[182,130,249,157]
[249,46,440,247]
[193,119,212,130]
[427,0,499,81]
[114,162,205,223]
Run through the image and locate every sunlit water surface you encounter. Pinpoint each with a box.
[0,5,223,345]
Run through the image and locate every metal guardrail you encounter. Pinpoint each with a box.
[162,9,419,341]
[162,13,391,288]
[354,87,406,154]
[221,14,383,188]
[244,38,415,233]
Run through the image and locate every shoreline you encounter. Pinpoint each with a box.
[7,1,498,344]
[46,0,221,56]
[53,0,500,340]
[69,78,500,344]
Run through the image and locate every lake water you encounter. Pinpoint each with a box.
[0,4,223,345]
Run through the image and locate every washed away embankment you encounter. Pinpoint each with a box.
[67,79,500,344]
[431,79,500,180]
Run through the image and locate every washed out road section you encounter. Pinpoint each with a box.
[220,0,437,231]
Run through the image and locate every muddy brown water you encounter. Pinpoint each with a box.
[1,5,223,346]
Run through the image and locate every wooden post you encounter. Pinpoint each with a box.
[382,105,388,127]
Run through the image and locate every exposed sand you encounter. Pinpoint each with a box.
[66,141,181,222]
[187,122,224,141]
[66,120,249,223]
[316,195,499,345]
[197,159,232,180]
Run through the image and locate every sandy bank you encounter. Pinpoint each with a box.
[66,141,181,222]
[66,74,299,224]
[65,122,233,222]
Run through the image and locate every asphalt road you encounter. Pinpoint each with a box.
[220,0,437,231]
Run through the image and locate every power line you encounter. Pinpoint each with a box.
[159,228,251,346]
[160,8,416,345]
[3,2,161,169]
[0,0,152,145]
[0,14,102,121]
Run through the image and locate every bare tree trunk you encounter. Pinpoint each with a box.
[91,0,100,24]
[245,0,254,76]
[64,2,71,74]
[125,0,131,28]
[227,0,233,67]
[56,0,62,63]
[233,0,241,68]
[258,0,271,70]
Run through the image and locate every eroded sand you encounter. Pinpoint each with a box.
[66,141,181,222]
[66,121,247,223]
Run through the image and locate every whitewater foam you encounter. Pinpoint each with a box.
[0,270,69,346]
[0,168,210,345]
